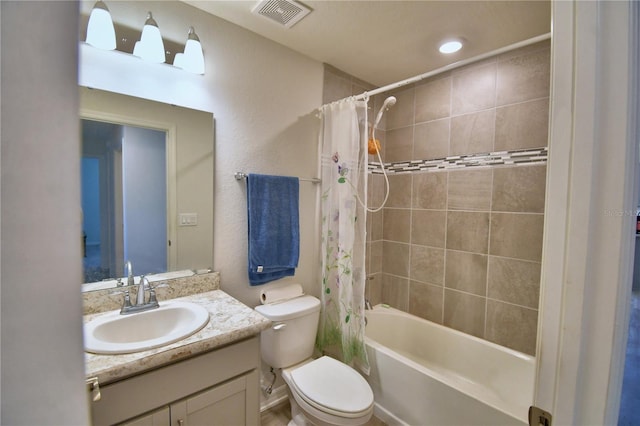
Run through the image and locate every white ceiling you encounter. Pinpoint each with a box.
[183,0,551,87]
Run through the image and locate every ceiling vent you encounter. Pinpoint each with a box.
[251,0,311,29]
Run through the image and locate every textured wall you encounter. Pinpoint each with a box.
[79,1,325,307]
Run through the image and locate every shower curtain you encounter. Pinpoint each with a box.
[316,97,370,374]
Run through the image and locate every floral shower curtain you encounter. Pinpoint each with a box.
[316,97,370,374]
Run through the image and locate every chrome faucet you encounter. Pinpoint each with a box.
[365,299,373,310]
[125,260,134,287]
[120,275,160,315]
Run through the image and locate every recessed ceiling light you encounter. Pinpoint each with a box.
[439,40,463,54]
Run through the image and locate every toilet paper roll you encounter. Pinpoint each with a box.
[260,284,304,304]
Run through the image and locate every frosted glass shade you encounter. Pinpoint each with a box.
[85,1,116,50]
[173,28,205,75]
[133,12,165,63]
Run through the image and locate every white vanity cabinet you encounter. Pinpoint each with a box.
[90,337,260,426]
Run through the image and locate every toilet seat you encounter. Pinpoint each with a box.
[284,356,374,418]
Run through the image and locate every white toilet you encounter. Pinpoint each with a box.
[255,294,374,426]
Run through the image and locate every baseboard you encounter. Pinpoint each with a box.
[260,384,289,412]
[373,403,408,426]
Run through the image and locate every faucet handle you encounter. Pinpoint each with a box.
[147,282,161,308]
[119,289,133,314]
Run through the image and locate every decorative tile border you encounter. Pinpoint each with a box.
[368,147,548,174]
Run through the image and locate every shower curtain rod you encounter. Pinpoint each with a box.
[333,33,551,104]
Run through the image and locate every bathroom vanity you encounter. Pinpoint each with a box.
[84,285,270,426]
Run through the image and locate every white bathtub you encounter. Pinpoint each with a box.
[364,305,535,426]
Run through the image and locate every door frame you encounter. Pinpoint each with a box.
[535,1,639,424]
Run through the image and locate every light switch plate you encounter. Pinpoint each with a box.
[179,213,198,226]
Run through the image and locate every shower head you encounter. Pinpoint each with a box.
[373,96,397,129]
[382,96,397,109]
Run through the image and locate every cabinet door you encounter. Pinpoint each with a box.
[171,372,258,426]
[119,406,170,426]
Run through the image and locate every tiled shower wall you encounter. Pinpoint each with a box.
[322,40,550,356]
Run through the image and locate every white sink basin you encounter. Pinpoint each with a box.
[84,301,210,354]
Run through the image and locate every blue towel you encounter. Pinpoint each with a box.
[247,174,300,285]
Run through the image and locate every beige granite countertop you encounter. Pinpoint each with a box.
[84,290,271,385]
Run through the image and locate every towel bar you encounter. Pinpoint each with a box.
[234,172,320,184]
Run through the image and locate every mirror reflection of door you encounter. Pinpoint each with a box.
[81,119,167,283]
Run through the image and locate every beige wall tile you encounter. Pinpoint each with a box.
[409,281,443,323]
[490,213,544,261]
[383,208,411,243]
[382,241,410,277]
[485,300,537,355]
[415,77,452,123]
[367,210,384,241]
[411,210,447,247]
[368,173,384,207]
[414,118,450,160]
[446,211,490,253]
[445,250,488,296]
[492,165,546,213]
[385,87,415,130]
[365,273,383,306]
[450,109,495,156]
[451,62,496,115]
[495,98,549,151]
[410,245,445,285]
[367,241,383,275]
[386,174,413,207]
[448,169,493,211]
[325,45,550,354]
[497,40,550,62]
[443,289,486,338]
[413,172,448,209]
[385,126,413,163]
[381,273,409,310]
[496,48,551,107]
[488,256,541,309]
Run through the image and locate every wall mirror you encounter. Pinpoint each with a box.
[80,87,214,292]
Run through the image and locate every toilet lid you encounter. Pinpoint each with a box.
[289,356,373,415]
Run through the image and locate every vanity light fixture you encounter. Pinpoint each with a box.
[85,1,116,50]
[173,27,205,75]
[133,12,166,63]
[439,39,463,54]
[84,6,205,74]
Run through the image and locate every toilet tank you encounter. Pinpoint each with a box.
[254,295,321,368]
